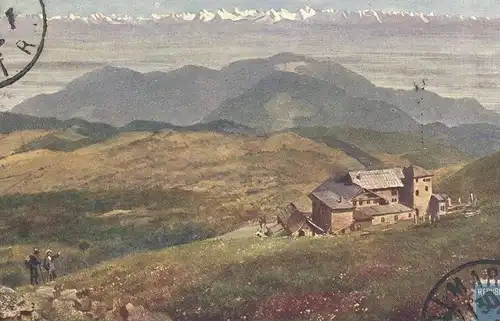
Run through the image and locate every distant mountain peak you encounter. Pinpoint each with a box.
[66,66,145,90]
[10,6,500,26]
[268,52,315,63]
[11,53,500,131]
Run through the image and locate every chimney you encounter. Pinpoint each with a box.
[458,197,462,204]
[338,196,343,203]
[356,174,361,179]
[447,197,452,207]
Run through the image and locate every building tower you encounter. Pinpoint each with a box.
[400,165,434,223]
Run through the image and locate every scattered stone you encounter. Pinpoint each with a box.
[103,310,120,321]
[60,289,80,302]
[35,286,56,301]
[77,298,92,312]
[77,288,91,299]
[37,299,53,319]
[118,303,133,320]
[117,302,173,321]
[51,298,92,320]
[90,300,109,319]
[0,286,173,321]
[103,297,114,311]
[0,286,19,320]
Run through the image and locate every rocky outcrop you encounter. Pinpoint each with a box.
[0,286,39,321]
[0,286,172,321]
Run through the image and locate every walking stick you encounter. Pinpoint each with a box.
[39,265,45,284]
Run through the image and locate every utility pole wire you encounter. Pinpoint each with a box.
[414,78,428,151]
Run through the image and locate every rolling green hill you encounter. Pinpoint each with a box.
[1,109,472,170]
[289,126,472,169]
[2,116,261,155]
[437,150,500,199]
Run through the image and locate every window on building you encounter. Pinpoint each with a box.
[367,200,371,204]
[381,217,385,223]
[409,213,412,218]
[356,224,361,230]
[416,178,419,182]
[352,200,357,206]
[440,205,445,211]
[394,215,399,221]
[391,190,398,196]
[359,200,364,206]
[341,229,345,234]
[425,186,429,192]
[392,198,397,202]
[416,190,420,196]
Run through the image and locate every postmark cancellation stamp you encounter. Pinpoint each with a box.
[422,260,500,321]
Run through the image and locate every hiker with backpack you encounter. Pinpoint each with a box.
[43,249,61,282]
[24,248,42,286]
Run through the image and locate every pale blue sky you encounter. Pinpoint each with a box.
[4,0,500,17]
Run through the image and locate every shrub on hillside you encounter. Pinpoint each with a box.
[6,215,32,240]
[1,269,26,288]
[78,240,91,252]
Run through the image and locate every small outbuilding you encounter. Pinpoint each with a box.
[276,202,324,236]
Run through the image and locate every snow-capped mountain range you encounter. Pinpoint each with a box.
[15,6,500,25]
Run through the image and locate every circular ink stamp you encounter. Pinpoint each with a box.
[421,259,500,321]
[0,0,47,88]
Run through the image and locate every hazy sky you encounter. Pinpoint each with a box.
[3,0,500,17]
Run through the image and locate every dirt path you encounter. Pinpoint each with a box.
[218,221,282,240]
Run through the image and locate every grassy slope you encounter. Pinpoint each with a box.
[0,130,365,287]
[4,120,259,155]
[0,127,475,303]
[290,126,472,169]
[4,123,472,171]
[0,131,364,195]
[44,202,500,321]
[437,150,500,199]
[0,130,58,158]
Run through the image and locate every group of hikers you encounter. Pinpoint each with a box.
[24,248,61,286]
